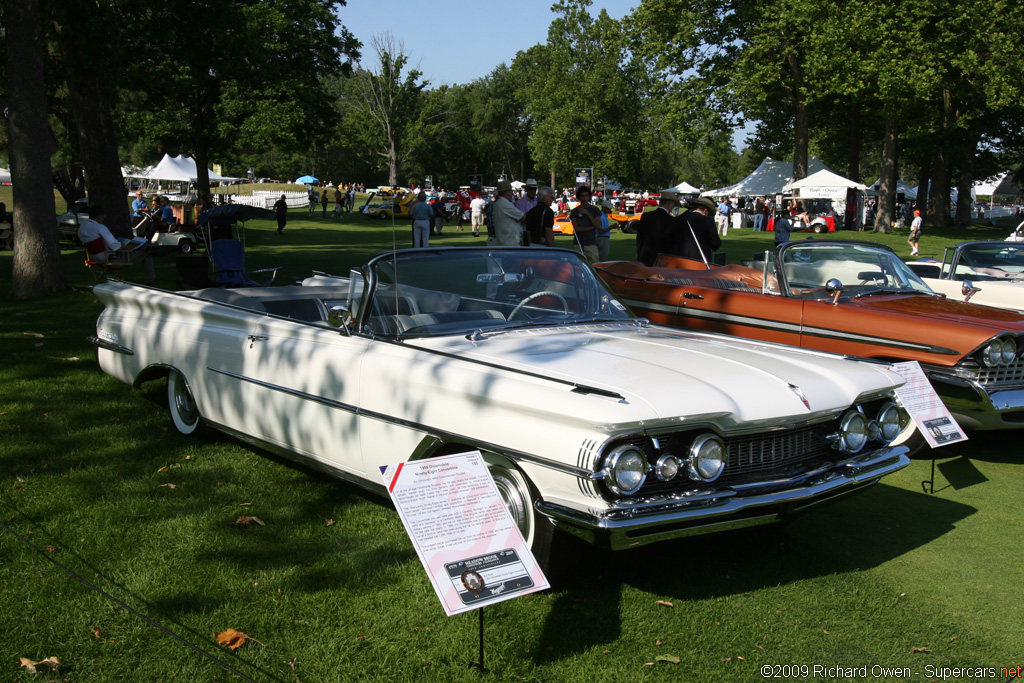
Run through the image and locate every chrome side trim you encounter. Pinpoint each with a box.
[625,301,960,356]
[87,335,134,356]
[206,366,597,479]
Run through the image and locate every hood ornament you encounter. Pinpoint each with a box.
[788,383,810,410]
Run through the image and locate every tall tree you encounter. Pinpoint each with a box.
[5,0,64,298]
[347,34,428,186]
[513,0,645,189]
[51,0,132,236]
[122,0,357,196]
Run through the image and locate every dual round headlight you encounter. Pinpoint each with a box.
[868,401,902,443]
[686,434,726,482]
[982,337,1017,367]
[603,434,728,495]
[602,446,647,495]
[835,401,904,453]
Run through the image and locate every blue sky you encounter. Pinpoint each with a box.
[338,0,638,86]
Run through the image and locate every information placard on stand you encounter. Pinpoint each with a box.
[889,361,967,448]
[380,451,549,617]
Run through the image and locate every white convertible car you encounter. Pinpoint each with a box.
[909,241,1024,312]
[89,247,910,563]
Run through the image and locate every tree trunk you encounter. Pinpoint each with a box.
[52,0,129,237]
[928,147,951,228]
[955,132,978,226]
[6,0,65,298]
[916,159,931,213]
[792,98,809,182]
[845,100,861,231]
[874,118,898,233]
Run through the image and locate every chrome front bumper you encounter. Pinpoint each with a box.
[536,447,909,550]
[930,373,1024,430]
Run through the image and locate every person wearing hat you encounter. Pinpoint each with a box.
[515,179,539,214]
[513,179,539,245]
[491,179,526,247]
[908,209,923,256]
[635,190,680,267]
[671,197,722,264]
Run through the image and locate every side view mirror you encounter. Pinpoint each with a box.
[825,278,844,305]
[961,279,981,303]
[328,305,352,334]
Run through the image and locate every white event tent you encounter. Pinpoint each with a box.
[704,156,834,198]
[669,180,701,194]
[125,154,236,183]
[0,167,11,183]
[866,177,918,200]
[974,172,1020,198]
[784,169,867,198]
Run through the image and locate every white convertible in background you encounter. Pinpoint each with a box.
[909,241,1024,313]
[89,247,911,564]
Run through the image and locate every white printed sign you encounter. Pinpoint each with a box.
[380,451,549,616]
[889,361,967,448]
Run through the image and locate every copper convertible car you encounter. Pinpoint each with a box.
[596,240,1024,432]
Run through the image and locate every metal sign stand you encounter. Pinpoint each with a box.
[921,456,937,494]
[468,607,487,672]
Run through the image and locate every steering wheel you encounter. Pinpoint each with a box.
[509,290,570,320]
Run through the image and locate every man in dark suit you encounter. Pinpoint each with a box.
[671,197,722,265]
[635,190,680,266]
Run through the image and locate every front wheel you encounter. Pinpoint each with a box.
[178,239,195,254]
[487,458,553,571]
[167,370,207,436]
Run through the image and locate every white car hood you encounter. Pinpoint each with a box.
[416,324,901,423]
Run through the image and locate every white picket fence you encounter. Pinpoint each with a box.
[222,191,307,209]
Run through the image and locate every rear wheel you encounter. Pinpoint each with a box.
[178,239,195,254]
[167,370,206,436]
[813,223,824,233]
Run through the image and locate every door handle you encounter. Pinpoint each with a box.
[247,334,268,348]
[683,292,704,300]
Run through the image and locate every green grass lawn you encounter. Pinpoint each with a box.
[2,209,1023,681]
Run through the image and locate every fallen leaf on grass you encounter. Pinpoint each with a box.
[158,466,167,472]
[326,519,335,526]
[46,545,58,553]
[92,626,102,638]
[655,655,680,664]
[158,483,176,489]
[911,646,932,654]
[19,656,60,673]
[655,600,674,608]
[236,516,265,526]
[215,628,250,650]
[23,332,44,338]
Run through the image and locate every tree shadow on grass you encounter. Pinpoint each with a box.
[529,482,975,665]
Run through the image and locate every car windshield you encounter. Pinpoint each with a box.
[778,242,934,299]
[951,243,1024,281]
[361,247,634,338]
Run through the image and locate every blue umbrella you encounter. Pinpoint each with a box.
[296,175,318,184]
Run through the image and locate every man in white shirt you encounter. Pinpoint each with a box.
[490,179,525,247]
[77,204,155,285]
[469,195,486,237]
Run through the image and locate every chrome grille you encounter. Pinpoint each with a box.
[635,423,835,497]
[974,358,1024,386]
